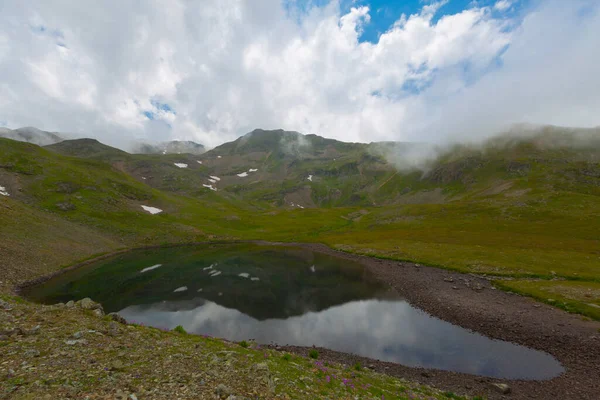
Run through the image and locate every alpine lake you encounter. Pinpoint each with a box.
[23,243,564,380]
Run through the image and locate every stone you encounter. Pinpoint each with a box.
[56,202,76,211]
[111,360,125,371]
[215,384,233,398]
[72,331,84,339]
[64,339,87,345]
[452,286,459,290]
[23,325,41,336]
[108,313,127,324]
[443,277,454,282]
[93,308,105,317]
[114,389,127,400]
[24,349,40,357]
[490,383,511,394]
[253,362,269,373]
[108,322,121,337]
[0,299,12,310]
[66,300,75,308]
[78,298,102,310]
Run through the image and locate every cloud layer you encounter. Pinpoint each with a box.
[0,0,598,149]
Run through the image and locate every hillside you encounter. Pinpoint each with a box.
[0,126,63,146]
[2,126,600,399]
[1,126,599,321]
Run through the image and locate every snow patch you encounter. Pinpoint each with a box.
[208,179,217,183]
[141,205,163,214]
[140,264,162,273]
[310,265,316,273]
[173,286,188,293]
[250,277,260,281]
[142,177,147,180]
[174,163,188,168]
[209,176,221,181]
[238,273,250,278]
[203,264,215,271]
[210,271,222,277]
[217,156,222,159]
[237,172,248,177]
[0,186,9,196]
[249,169,258,172]
[197,288,203,292]
[203,184,217,191]
[196,160,203,164]
[307,175,313,181]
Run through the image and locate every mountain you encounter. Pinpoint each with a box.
[45,138,130,159]
[0,126,63,146]
[133,140,206,155]
[1,125,600,323]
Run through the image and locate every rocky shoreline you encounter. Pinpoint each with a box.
[273,243,600,400]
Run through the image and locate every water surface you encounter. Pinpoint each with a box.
[24,243,564,380]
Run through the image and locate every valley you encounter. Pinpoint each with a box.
[1,126,600,399]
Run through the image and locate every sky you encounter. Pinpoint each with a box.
[0,0,599,149]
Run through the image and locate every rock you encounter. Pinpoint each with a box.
[452,286,459,290]
[78,298,102,310]
[0,299,12,310]
[56,202,76,211]
[420,371,431,378]
[93,308,105,317]
[24,349,40,357]
[473,283,484,291]
[108,322,121,337]
[64,339,87,345]
[111,360,125,371]
[253,362,270,373]
[129,395,138,400]
[108,313,127,324]
[23,325,40,336]
[66,300,75,308]
[114,389,127,400]
[490,383,511,394]
[72,331,84,339]
[0,335,9,341]
[215,384,233,398]
[443,277,454,283]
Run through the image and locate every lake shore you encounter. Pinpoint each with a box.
[9,240,600,399]
[261,242,600,400]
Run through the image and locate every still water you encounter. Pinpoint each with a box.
[24,244,564,380]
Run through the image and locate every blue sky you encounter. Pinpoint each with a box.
[290,0,528,43]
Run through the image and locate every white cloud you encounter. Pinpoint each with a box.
[494,1,513,12]
[0,0,598,150]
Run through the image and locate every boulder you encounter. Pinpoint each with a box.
[490,383,511,394]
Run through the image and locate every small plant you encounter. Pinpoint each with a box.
[309,349,319,359]
[282,353,291,361]
[353,362,362,371]
[172,325,187,334]
[239,340,249,348]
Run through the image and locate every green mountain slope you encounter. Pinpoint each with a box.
[1,126,600,319]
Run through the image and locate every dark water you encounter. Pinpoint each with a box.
[24,244,564,380]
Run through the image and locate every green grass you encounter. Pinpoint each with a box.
[495,280,600,320]
[172,325,187,334]
[2,130,600,321]
[309,349,319,359]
